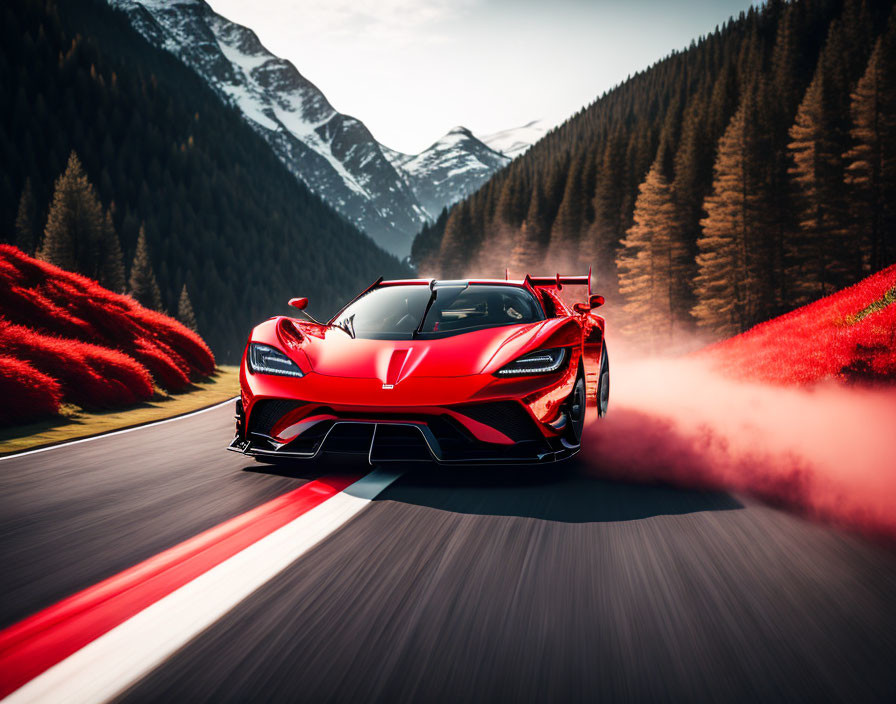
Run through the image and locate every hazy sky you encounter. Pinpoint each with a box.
[207,0,757,154]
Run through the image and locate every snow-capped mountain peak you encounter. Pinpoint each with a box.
[383,127,509,219]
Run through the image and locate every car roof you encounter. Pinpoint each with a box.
[379,279,528,287]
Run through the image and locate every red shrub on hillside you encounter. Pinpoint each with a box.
[702,264,896,385]
[0,265,97,340]
[130,308,215,378]
[0,356,63,425]
[0,320,153,409]
[131,337,191,391]
[0,245,214,391]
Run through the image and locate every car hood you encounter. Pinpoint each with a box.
[296,321,548,382]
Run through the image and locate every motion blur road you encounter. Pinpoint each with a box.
[1,403,895,703]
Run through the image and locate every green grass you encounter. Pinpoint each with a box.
[0,366,240,456]
[846,284,896,324]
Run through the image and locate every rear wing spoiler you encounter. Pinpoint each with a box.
[509,266,593,295]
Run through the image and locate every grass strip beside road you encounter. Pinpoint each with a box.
[0,366,240,456]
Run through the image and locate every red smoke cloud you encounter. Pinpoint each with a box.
[582,355,896,541]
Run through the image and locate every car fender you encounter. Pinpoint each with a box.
[480,317,582,375]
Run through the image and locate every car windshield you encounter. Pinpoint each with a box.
[329,283,544,340]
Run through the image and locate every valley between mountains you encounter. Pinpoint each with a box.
[110,0,545,257]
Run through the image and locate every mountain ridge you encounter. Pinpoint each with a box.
[108,0,524,256]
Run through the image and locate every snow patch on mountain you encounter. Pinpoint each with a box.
[481,120,549,159]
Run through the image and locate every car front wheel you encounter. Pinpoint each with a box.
[565,372,587,444]
[597,344,610,418]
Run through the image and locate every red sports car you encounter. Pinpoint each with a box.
[228,273,609,464]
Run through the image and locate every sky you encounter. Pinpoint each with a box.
[206,0,757,154]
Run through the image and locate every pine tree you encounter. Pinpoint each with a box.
[769,1,802,121]
[546,153,587,270]
[128,226,163,311]
[507,178,544,276]
[761,5,806,312]
[844,20,896,271]
[99,208,127,292]
[494,170,527,230]
[787,50,847,302]
[14,178,37,255]
[177,283,198,332]
[478,176,523,276]
[437,202,475,278]
[38,152,104,272]
[670,101,712,325]
[616,156,684,350]
[583,131,627,298]
[787,10,876,302]
[693,92,769,338]
[411,208,448,272]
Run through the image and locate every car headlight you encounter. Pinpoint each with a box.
[247,343,304,378]
[495,347,568,376]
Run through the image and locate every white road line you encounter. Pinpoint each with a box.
[0,397,238,462]
[3,468,402,704]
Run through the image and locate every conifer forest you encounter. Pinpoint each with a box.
[413,0,896,349]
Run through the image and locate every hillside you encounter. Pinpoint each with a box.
[0,0,409,362]
[701,262,896,384]
[107,0,512,257]
[0,245,215,426]
[414,0,896,350]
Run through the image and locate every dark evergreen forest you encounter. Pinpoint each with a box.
[413,0,896,349]
[1,0,409,361]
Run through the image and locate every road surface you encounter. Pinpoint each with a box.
[1,402,894,703]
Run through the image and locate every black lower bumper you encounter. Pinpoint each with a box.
[227,418,579,465]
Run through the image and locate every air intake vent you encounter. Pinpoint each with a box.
[454,402,541,442]
[248,399,306,436]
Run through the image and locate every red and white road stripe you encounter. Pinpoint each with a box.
[0,469,401,703]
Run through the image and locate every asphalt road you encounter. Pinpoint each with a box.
[2,403,895,703]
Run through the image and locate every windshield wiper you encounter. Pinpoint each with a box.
[413,280,470,338]
[413,283,438,339]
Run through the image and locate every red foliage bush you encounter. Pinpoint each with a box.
[0,245,215,393]
[0,320,153,409]
[702,264,896,385]
[0,267,96,340]
[130,337,191,391]
[0,356,63,425]
[130,307,215,378]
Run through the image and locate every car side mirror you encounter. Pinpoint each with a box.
[573,295,605,314]
[288,297,308,310]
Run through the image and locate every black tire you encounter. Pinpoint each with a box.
[565,371,587,444]
[596,344,610,418]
